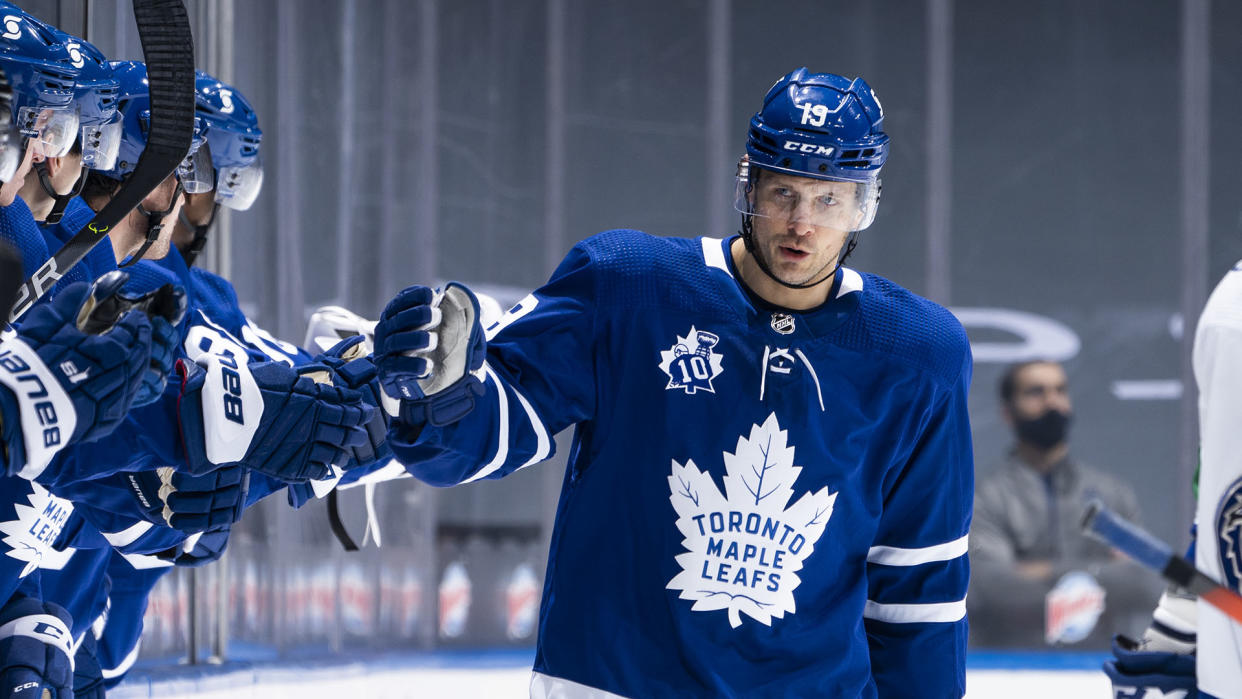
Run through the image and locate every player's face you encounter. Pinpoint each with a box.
[108,175,185,262]
[1008,362,1072,421]
[171,190,216,252]
[748,172,860,287]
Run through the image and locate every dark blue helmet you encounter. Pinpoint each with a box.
[194,71,262,210]
[104,60,209,190]
[745,67,888,184]
[45,30,119,170]
[0,2,80,157]
[53,32,117,127]
[739,68,888,232]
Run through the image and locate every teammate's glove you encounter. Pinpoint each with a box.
[374,283,486,426]
[0,279,154,482]
[1102,587,1198,698]
[176,356,373,482]
[312,335,391,467]
[0,597,74,699]
[70,634,103,699]
[77,270,187,407]
[118,464,248,533]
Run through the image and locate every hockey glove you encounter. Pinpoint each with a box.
[77,270,187,407]
[313,335,392,468]
[0,597,74,699]
[1102,587,1198,698]
[118,464,248,533]
[374,283,486,426]
[0,279,154,482]
[176,356,373,483]
[70,634,103,699]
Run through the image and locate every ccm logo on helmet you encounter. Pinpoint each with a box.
[783,141,834,156]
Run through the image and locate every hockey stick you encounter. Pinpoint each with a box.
[1082,500,1242,625]
[6,0,195,323]
[0,240,21,320]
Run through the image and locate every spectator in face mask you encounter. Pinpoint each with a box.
[966,360,1161,650]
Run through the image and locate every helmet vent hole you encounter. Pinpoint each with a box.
[841,149,861,159]
[862,148,875,157]
[780,158,791,167]
[817,164,828,172]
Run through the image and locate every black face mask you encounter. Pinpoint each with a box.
[1014,409,1072,449]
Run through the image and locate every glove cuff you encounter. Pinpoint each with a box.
[399,375,484,427]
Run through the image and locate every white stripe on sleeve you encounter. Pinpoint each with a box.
[867,534,968,566]
[863,598,967,624]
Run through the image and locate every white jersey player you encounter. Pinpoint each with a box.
[1194,260,1242,699]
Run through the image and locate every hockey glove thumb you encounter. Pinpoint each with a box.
[0,280,154,482]
[176,355,373,482]
[374,282,486,426]
[0,597,74,699]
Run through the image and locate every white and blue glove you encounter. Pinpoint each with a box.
[0,279,155,482]
[1102,587,1198,698]
[0,597,74,699]
[176,355,374,483]
[57,463,248,535]
[374,283,486,427]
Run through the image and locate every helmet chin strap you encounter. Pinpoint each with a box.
[178,202,218,267]
[739,213,858,291]
[119,180,184,268]
[33,161,87,225]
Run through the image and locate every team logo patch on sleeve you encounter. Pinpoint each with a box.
[1217,476,1242,593]
[658,326,724,395]
[666,413,836,628]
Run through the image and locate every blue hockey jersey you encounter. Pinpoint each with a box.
[389,231,973,698]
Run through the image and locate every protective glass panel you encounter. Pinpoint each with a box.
[216,162,263,211]
[18,106,80,158]
[733,169,879,232]
[177,142,215,194]
[80,120,122,171]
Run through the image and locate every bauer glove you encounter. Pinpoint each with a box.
[176,354,373,483]
[0,278,155,482]
[374,282,486,426]
[0,597,74,699]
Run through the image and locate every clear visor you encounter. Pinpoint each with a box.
[17,106,81,158]
[80,120,123,171]
[0,126,20,183]
[176,142,215,194]
[215,161,263,211]
[734,166,880,232]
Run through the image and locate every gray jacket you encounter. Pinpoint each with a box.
[971,451,1140,568]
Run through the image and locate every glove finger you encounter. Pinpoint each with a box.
[374,328,433,358]
[380,285,435,323]
[375,353,430,380]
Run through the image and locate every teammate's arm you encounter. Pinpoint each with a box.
[375,244,598,485]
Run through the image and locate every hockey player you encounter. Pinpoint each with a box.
[38,72,390,693]
[373,67,972,697]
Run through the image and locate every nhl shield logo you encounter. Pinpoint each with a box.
[1217,476,1242,593]
[770,313,795,335]
[658,326,725,395]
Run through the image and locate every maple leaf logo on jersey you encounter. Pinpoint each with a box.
[657,326,724,395]
[666,413,836,628]
[0,482,74,578]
